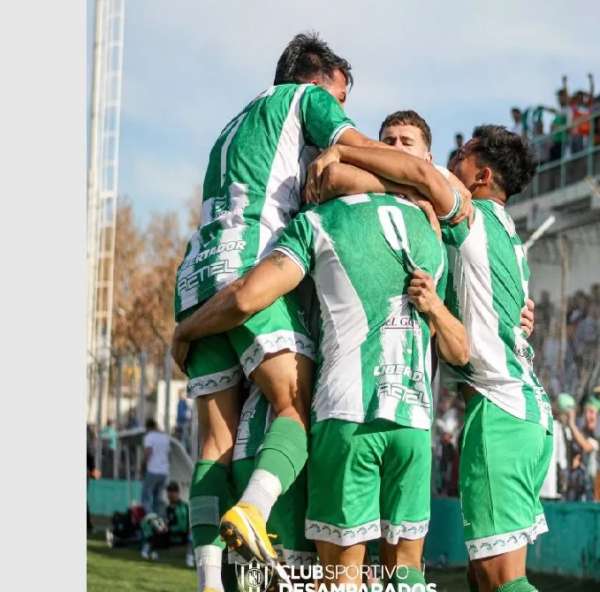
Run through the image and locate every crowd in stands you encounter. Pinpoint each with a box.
[433,282,600,502]
[448,73,600,168]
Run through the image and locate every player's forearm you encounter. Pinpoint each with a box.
[336,127,387,149]
[174,279,253,343]
[320,162,413,202]
[428,303,470,366]
[336,145,455,216]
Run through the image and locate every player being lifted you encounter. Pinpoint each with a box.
[173,32,390,591]
[307,124,548,592]
[172,158,470,590]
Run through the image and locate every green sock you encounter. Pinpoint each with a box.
[189,460,233,549]
[389,565,426,588]
[255,417,307,493]
[496,576,537,592]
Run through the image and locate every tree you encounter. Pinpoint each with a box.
[112,201,187,372]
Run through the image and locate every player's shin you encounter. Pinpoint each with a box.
[245,417,308,519]
[190,460,235,591]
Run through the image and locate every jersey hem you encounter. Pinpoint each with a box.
[380,519,430,543]
[465,513,548,560]
[305,517,381,546]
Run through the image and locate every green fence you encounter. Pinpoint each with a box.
[88,480,600,580]
[88,479,142,516]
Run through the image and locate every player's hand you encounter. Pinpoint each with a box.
[408,197,441,240]
[408,270,443,315]
[520,298,535,338]
[446,172,473,226]
[171,325,190,374]
[304,146,341,203]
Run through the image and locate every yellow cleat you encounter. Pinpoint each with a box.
[220,502,278,564]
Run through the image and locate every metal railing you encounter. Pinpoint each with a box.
[512,110,600,203]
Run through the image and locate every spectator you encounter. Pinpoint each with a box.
[100,419,118,478]
[541,398,569,500]
[125,410,139,430]
[447,133,464,167]
[175,391,190,446]
[510,107,523,136]
[141,418,170,515]
[548,76,572,161]
[567,399,599,501]
[100,420,118,450]
[140,481,192,565]
[433,393,461,497]
[569,74,595,153]
[531,119,551,165]
[567,452,590,501]
[575,304,599,372]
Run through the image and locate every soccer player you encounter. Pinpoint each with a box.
[172,159,470,589]
[173,32,382,590]
[231,385,316,568]
[311,125,550,592]
[446,127,552,592]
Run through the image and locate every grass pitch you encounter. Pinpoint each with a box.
[87,532,195,592]
[88,529,597,592]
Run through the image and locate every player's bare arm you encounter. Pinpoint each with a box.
[319,162,422,201]
[171,252,304,371]
[303,128,388,202]
[320,162,442,238]
[310,144,460,214]
[408,270,470,366]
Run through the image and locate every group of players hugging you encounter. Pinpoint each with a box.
[170,32,552,592]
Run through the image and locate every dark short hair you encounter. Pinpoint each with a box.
[378,110,432,149]
[274,32,353,87]
[166,481,180,493]
[463,125,536,198]
[145,418,157,431]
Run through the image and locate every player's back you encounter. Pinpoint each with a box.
[442,199,552,429]
[175,83,354,317]
[276,193,446,428]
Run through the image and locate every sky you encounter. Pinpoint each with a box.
[87,0,600,225]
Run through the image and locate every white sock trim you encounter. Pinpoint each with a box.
[240,469,282,521]
[248,469,283,497]
[195,544,223,566]
[195,545,223,592]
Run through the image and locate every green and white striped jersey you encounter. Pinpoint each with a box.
[441,199,552,431]
[174,83,355,319]
[233,384,273,461]
[275,193,447,430]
